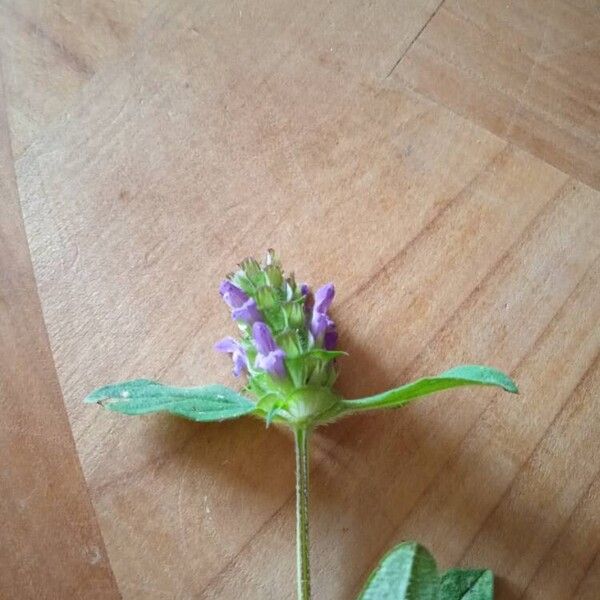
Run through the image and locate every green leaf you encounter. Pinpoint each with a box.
[358,542,438,600]
[440,568,493,599]
[85,379,255,422]
[341,365,517,414]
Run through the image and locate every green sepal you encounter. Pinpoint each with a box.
[263,305,286,331]
[256,285,278,309]
[264,264,283,288]
[284,349,345,389]
[440,568,493,599]
[285,274,298,301]
[358,542,438,600]
[341,365,517,414]
[85,379,256,422]
[239,257,264,285]
[277,330,303,358]
[285,301,305,328]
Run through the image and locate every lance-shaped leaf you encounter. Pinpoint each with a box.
[85,379,256,422]
[358,542,438,600]
[341,365,517,414]
[440,568,493,599]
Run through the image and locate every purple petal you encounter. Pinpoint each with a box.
[231,298,261,324]
[300,283,310,296]
[311,313,337,349]
[214,336,248,376]
[214,336,239,353]
[252,321,278,355]
[310,312,328,340]
[314,283,335,314]
[255,349,286,378]
[324,322,338,350]
[252,322,287,377]
[232,349,248,376]
[220,280,249,309]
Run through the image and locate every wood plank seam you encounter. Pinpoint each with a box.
[0,54,120,599]
[413,5,599,147]
[402,74,600,192]
[385,0,447,78]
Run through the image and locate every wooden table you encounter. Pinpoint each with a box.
[1,1,599,598]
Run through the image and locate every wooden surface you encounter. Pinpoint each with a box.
[0,67,119,598]
[1,1,598,598]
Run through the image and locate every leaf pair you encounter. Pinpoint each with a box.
[359,542,493,600]
[84,364,517,424]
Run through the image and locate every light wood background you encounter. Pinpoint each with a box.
[1,1,599,598]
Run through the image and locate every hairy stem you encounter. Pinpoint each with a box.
[295,426,311,600]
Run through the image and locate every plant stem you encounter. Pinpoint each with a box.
[294,426,311,600]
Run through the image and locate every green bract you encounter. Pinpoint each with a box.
[85,251,518,600]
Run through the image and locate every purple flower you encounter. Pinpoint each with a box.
[310,283,337,349]
[214,337,248,376]
[252,322,286,378]
[219,280,247,307]
[220,280,261,324]
[314,283,334,313]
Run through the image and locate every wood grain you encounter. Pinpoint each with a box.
[0,65,119,599]
[1,1,599,598]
